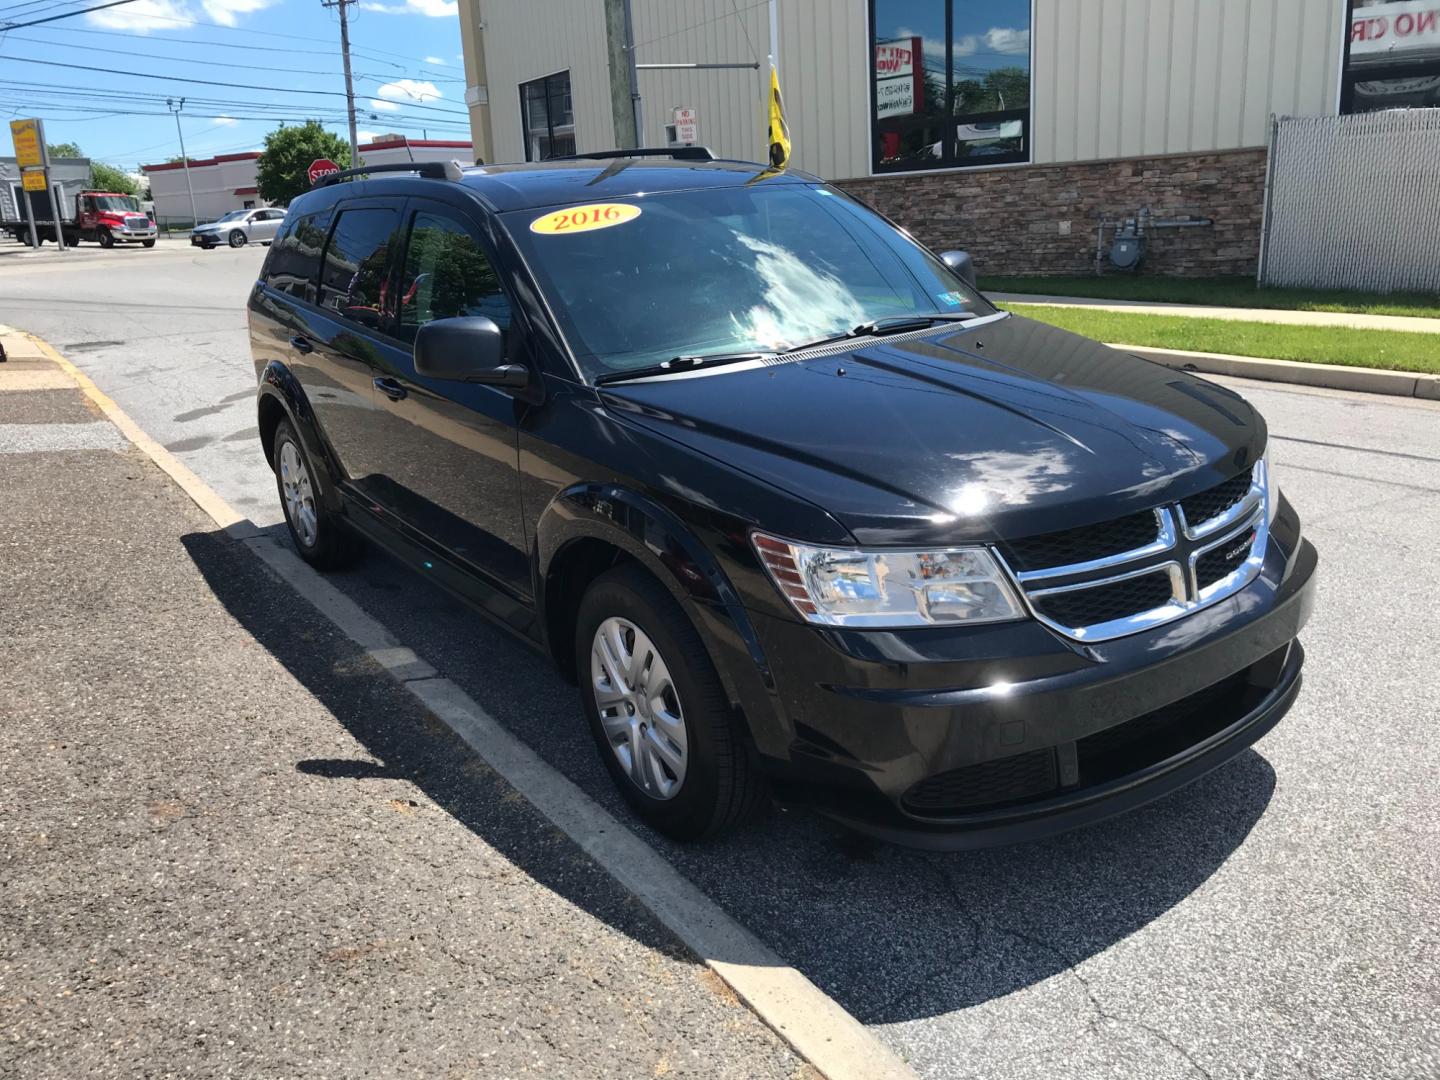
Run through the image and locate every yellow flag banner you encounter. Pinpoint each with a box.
[767,65,790,169]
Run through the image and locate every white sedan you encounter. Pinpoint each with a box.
[190,207,287,249]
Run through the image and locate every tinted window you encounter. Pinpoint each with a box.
[320,206,401,330]
[871,0,1031,171]
[397,210,511,342]
[507,183,993,379]
[1343,1,1440,112]
[520,70,576,160]
[263,207,333,301]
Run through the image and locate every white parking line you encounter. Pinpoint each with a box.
[26,331,918,1080]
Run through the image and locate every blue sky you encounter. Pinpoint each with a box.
[0,0,472,172]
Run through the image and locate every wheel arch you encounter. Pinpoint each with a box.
[256,360,344,510]
[536,483,788,759]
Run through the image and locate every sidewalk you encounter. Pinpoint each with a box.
[989,292,1440,334]
[0,329,803,1079]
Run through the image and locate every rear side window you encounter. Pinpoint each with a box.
[264,207,332,302]
[320,206,401,331]
[396,209,511,342]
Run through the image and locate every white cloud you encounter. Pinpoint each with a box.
[375,78,443,103]
[213,115,239,126]
[369,99,401,112]
[983,27,1030,55]
[892,24,1030,63]
[357,130,381,143]
[88,0,193,31]
[423,56,445,65]
[86,0,273,32]
[202,0,273,26]
[892,26,946,64]
[359,0,456,14]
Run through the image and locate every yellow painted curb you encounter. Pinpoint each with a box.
[26,332,244,529]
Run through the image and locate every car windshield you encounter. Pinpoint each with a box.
[93,196,140,212]
[215,210,249,223]
[504,182,995,380]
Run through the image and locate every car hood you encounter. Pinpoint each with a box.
[194,223,230,232]
[599,314,1266,545]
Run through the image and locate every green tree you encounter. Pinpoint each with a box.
[256,121,352,207]
[47,141,83,158]
[89,161,139,195]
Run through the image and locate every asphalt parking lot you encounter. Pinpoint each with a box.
[2,240,1438,1078]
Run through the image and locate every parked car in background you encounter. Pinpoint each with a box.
[247,152,1317,848]
[192,207,286,249]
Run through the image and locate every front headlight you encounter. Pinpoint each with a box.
[751,531,1026,628]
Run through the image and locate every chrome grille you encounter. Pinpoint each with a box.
[1002,510,1161,572]
[995,462,1270,642]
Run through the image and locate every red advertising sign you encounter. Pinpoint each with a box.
[875,37,925,119]
[307,158,341,185]
[1351,1,1440,57]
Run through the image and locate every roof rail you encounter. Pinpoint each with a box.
[313,160,465,188]
[556,147,715,163]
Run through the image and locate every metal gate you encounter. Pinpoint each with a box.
[1258,110,1440,294]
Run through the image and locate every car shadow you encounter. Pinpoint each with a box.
[183,525,1275,1026]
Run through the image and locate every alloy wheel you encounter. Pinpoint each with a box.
[229,229,246,248]
[278,440,318,548]
[590,616,689,799]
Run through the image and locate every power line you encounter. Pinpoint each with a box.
[0,0,137,30]
[1,54,471,116]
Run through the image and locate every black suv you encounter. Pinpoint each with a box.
[249,151,1317,848]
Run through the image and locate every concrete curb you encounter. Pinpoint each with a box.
[1108,343,1440,401]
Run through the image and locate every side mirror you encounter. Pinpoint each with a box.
[940,250,977,289]
[413,316,529,389]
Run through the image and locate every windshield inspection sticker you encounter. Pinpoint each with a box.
[530,203,641,235]
[936,291,967,307]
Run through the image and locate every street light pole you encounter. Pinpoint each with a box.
[167,97,199,227]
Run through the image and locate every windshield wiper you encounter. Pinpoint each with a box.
[780,312,981,355]
[594,351,773,386]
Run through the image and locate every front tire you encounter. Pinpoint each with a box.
[576,565,766,840]
[142,239,156,248]
[97,229,114,248]
[228,229,247,248]
[272,420,360,570]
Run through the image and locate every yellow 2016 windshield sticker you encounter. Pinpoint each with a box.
[530,203,641,235]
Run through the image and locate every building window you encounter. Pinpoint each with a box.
[870,0,1032,172]
[1342,1,1440,113]
[520,71,576,161]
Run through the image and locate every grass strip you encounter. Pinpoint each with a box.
[980,275,1440,320]
[1004,304,1440,375]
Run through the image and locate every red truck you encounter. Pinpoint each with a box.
[3,187,158,248]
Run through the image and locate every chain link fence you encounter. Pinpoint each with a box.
[1259,110,1440,294]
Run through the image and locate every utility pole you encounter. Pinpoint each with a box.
[603,0,641,148]
[322,0,360,166]
[166,97,199,226]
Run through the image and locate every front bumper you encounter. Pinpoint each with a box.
[745,497,1318,849]
[191,231,220,246]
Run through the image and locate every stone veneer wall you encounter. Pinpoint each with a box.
[836,148,1269,278]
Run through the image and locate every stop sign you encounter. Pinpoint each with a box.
[307,158,341,185]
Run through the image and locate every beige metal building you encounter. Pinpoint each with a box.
[455,1,1431,276]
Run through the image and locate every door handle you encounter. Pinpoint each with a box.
[289,335,314,354]
[373,376,408,401]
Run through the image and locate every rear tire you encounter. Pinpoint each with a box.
[575,565,766,841]
[272,420,361,570]
[228,229,247,248]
